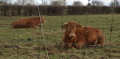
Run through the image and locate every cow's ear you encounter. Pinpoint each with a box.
[76,24,81,28]
[61,23,68,29]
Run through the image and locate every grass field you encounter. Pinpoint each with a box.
[0,14,120,59]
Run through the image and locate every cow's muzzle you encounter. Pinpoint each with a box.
[43,20,46,23]
[69,33,75,38]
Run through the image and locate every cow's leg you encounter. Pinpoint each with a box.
[32,26,39,28]
[97,36,105,46]
[99,37,105,46]
[63,43,72,48]
[76,42,84,49]
[68,43,72,48]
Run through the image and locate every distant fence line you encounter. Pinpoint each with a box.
[0,5,120,16]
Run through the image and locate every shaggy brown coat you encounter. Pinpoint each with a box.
[11,16,45,28]
[62,21,105,49]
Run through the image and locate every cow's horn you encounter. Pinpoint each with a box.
[64,23,67,24]
[76,21,79,23]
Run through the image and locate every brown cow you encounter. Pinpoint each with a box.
[61,21,105,49]
[11,16,45,28]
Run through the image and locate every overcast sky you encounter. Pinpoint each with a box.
[70,0,113,5]
[9,0,120,6]
[35,0,113,6]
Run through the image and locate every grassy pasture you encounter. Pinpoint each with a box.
[0,14,120,59]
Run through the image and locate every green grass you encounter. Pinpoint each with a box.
[0,14,120,59]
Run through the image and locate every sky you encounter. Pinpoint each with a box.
[35,0,113,6]
[7,0,120,6]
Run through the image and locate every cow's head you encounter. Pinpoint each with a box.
[40,16,46,23]
[61,21,81,38]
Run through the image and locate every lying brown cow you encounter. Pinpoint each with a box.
[61,21,105,49]
[11,16,45,28]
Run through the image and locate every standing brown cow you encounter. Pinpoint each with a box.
[61,21,105,49]
[11,16,45,28]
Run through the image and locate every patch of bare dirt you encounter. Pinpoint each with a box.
[33,42,70,55]
[99,57,106,59]
[48,50,59,55]
[0,52,2,55]
[29,54,39,58]
[0,44,2,49]
[34,46,51,51]
[4,45,21,49]
[24,43,32,47]
[27,38,33,41]
[70,54,81,59]
[107,54,120,58]
[104,49,120,53]
[29,53,48,59]
[54,42,63,50]
[22,51,29,55]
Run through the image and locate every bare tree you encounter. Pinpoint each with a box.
[91,0,104,6]
[73,1,83,6]
[42,0,48,5]
[0,0,8,5]
[17,0,25,5]
[51,1,61,6]
[109,0,120,6]
[17,0,34,5]
[51,0,65,6]
[14,2,19,5]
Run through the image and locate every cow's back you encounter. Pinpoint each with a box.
[11,19,28,28]
[76,27,104,45]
